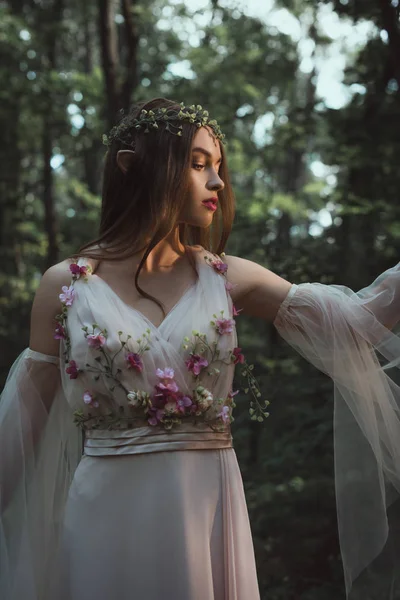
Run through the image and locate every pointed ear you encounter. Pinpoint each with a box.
[116,150,136,174]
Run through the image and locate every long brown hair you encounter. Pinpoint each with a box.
[74,97,235,316]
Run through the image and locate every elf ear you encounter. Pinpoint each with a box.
[116,150,136,174]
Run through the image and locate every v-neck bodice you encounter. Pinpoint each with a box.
[59,246,238,439]
[91,252,200,331]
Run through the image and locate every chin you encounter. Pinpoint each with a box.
[180,215,214,228]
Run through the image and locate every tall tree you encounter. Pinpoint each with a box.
[40,0,65,267]
[99,0,140,127]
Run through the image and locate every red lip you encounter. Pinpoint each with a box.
[202,199,218,212]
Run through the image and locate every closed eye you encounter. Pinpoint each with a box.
[192,163,205,170]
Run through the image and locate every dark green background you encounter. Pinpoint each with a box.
[1,1,400,597]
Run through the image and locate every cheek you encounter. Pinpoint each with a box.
[189,169,200,184]
[187,172,202,198]
[178,175,212,225]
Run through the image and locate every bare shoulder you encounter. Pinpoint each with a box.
[224,253,293,322]
[29,259,73,355]
[224,254,261,281]
[36,259,73,302]
[223,254,274,297]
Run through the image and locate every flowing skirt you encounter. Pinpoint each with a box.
[50,448,260,600]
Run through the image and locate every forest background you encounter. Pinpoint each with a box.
[1,0,400,597]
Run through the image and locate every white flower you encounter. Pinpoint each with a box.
[164,400,178,414]
[194,386,213,411]
[127,391,140,407]
[127,390,151,408]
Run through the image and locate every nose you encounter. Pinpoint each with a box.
[206,170,225,193]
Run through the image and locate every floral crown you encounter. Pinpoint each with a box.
[102,103,226,149]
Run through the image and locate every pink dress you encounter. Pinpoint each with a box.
[1,247,260,600]
[2,246,400,599]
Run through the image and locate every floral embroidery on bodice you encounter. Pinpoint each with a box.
[56,247,269,433]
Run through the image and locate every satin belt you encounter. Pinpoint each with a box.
[84,422,233,456]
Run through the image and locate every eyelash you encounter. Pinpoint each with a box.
[192,163,222,172]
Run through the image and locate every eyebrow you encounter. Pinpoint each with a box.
[192,147,222,164]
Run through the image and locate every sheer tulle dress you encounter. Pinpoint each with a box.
[1,246,400,599]
[0,247,260,600]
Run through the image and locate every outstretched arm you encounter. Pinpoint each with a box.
[223,253,400,597]
[224,254,400,332]
[222,254,293,322]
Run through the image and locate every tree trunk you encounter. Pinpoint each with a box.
[40,0,65,267]
[120,0,139,111]
[0,103,21,274]
[82,2,101,197]
[99,0,121,128]
[42,116,58,268]
[379,0,400,87]
[0,2,25,275]
[98,0,140,128]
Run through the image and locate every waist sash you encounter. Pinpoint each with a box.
[84,422,233,456]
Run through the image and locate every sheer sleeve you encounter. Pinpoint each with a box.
[273,263,400,599]
[0,348,82,600]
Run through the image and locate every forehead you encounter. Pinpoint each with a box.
[191,126,222,161]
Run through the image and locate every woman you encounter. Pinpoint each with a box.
[1,97,400,600]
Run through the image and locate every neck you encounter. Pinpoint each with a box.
[140,227,186,272]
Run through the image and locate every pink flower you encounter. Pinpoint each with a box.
[156,367,175,379]
[59,285,75,306]
[151,393,168,409]
[153,367,180,406]
[69,263,88,278]
[189,402,199,415]
[232,347,245,365]
[215,317,235,335]
[147,407,165,426]
[66,359,79,379]
[210,260,228,274]
[232,304,243,317]
[54,323,66,340]
[225,280,235,292]
[126,352,143,372]
[155,380,179,394]
[177,395,193,413]
[87,333,106,349]
[227,389,239,405]
[83,390,99,408]
[185,353,209,376]
[217,405,231,423]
